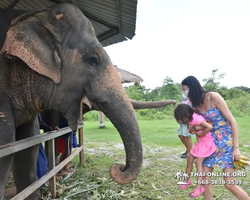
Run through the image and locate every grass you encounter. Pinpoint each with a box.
[45,116,250,199]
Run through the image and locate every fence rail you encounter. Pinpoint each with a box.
[0,124,84,199]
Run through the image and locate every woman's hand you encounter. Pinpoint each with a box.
[232,147,241,161]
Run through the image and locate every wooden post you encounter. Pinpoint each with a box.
[78,127,84,166]
[78,110,84,166]
[48,139,56,198]
[98,112,105,128]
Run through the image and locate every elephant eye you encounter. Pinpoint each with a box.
[86,56,98,67]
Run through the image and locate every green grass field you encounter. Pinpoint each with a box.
[48,116,250,200]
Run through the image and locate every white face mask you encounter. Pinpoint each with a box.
[182,90,189,99]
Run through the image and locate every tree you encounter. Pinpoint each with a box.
[124,83,146,100]
[234,86,250,93]
[202,69,226,92]
[144,87,161,101]
[222,88,245,100]
[160,76,182,100]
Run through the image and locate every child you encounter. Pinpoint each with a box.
[177,97,193,159]
[174,104,216,198]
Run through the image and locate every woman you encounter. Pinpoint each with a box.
[181,76,249,200]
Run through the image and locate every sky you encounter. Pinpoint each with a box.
[105,0,250,90]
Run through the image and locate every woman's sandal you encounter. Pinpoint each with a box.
[189,186,205,198]
[179,179,192,189]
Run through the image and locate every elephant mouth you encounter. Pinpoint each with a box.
[81,96,93,114]
[63,100,82,131]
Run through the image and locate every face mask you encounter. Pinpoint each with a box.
[182,90,189,99]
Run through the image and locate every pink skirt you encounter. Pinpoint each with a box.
[190,134,216,158]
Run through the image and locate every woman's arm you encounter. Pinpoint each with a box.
[211,92,240,160]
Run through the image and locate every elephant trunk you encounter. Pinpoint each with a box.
[130,99,177,109]
[84,99,177,113]
[97,100,143,184]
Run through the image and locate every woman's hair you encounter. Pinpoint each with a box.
[181,76,207,107]
[174,104,195,124]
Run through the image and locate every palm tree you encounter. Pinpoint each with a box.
[182,173,189,182]
[175,171,183,180]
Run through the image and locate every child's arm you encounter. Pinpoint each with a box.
[195,121,213,137]
[188,124,196,134]
[187,124,195,135]
[189,125,202,133]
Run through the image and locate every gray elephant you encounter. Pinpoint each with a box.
[0,3,143,199]
[0,8,177,111]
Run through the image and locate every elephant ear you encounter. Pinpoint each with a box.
[1,9,66,84]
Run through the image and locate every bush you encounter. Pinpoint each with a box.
[83,111,99,121]
[229,108,245,117]
[226,94,250,116]
[134,105,176,120]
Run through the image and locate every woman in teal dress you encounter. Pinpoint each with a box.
[181,76,249,200]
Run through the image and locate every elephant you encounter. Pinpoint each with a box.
[0,3,144,199]
[0,4,178,199]
[0,8,177,113]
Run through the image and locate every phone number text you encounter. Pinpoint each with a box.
[195,180,243,185]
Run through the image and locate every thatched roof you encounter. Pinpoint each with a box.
[114,65,143,84]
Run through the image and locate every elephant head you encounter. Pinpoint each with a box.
[81,64,177,112]
[1,3,142,187]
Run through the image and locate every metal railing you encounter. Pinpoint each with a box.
[0,124,84,199]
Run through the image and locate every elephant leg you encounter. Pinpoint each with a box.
[0,155,14,199]
[0,155,14,200]
[13,117,40,200]
[0,109,15,200]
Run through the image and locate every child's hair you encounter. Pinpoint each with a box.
[174,104,196,124]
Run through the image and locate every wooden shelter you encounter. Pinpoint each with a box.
[0,0,138,47]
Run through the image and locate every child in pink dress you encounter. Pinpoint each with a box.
[174,104,216,198]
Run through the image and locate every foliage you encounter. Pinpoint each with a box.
[159,77,182,101]
[124,83,146,101]
[122,76,182,121]
[234,86,250,93]
[222,88,246,100]
[144,87,162,101]
[84,111,100,121]
[202,69,226,92]
[226,94,250,117]
[82,69,250,121]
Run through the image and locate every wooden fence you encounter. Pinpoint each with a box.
[0,124,84,200]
